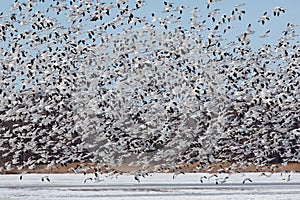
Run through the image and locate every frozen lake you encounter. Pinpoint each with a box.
[0,173,300,199]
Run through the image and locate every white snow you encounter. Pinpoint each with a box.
[0,173,300,200]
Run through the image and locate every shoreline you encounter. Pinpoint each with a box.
[2,162,300,175]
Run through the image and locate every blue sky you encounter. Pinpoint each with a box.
[0,0,299,51]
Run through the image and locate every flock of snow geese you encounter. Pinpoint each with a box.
[0,0,299,179]
[15,169,296,184]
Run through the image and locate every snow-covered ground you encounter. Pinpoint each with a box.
[0,173,300,200]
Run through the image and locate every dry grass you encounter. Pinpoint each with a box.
[2,162,300,175]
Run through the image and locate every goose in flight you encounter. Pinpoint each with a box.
[282,174,291,182]
[258,12,270,25]
[41,175,50,182]
[19,171,28,180]
[215,176,229,184]
[172,171,185,179]
[259,172,273,178]
[84,173,104,183]
[242,178,253,184]
[200,175,208,183]
[260,30,270,38]
[273,7,286,16]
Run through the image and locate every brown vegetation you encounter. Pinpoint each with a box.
[2,162,300,175]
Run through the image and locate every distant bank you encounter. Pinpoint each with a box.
[2,162,300,175]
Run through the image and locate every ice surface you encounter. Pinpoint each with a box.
[0,173,300,200]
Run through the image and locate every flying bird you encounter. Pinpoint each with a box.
[260,30,270,38]
[258,12,270,25]
[242,178,253,184]
[273,7,286,16]
[41,176,50,182]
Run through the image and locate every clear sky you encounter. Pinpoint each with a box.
[0,0,299,50]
